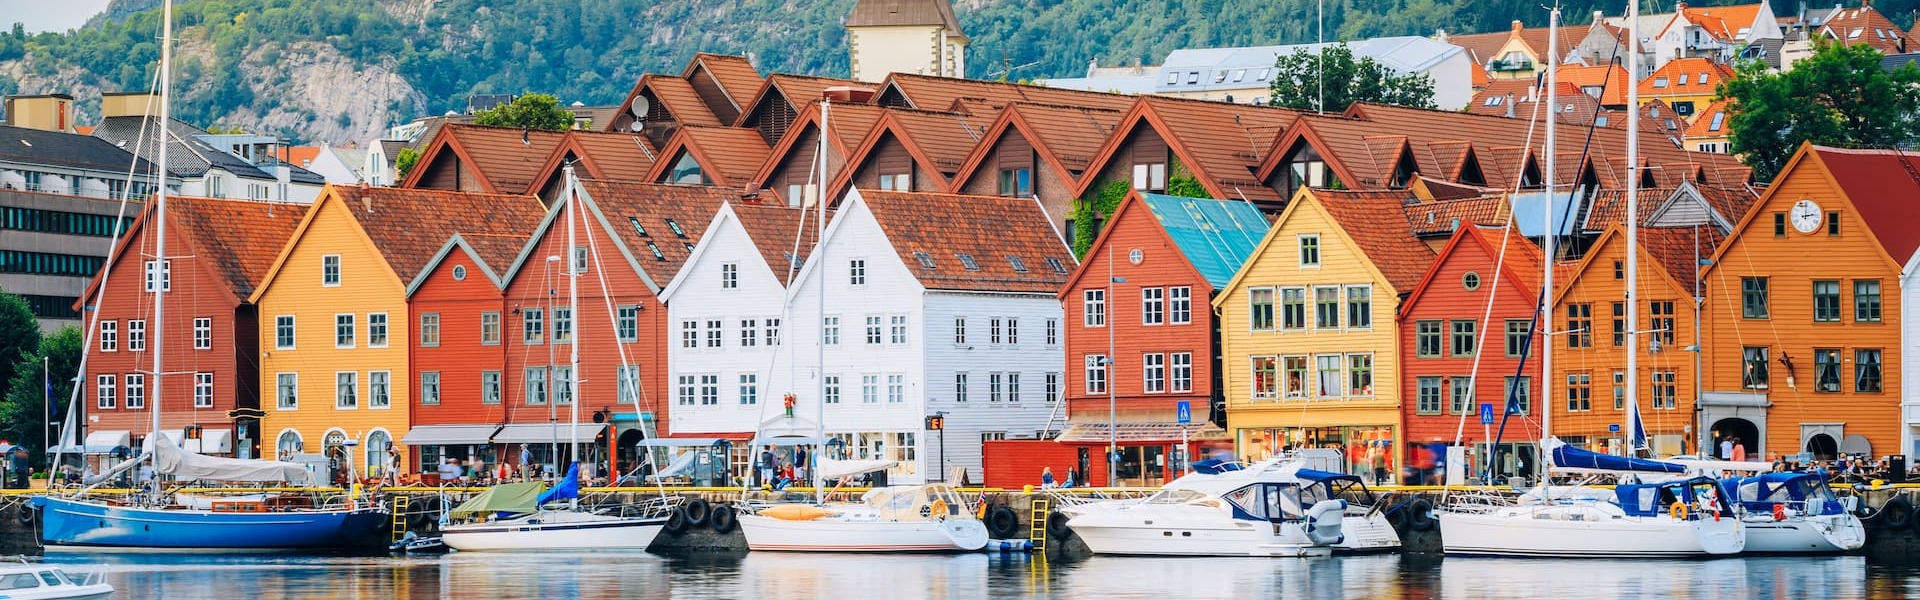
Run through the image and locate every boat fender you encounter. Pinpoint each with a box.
[1772,504,1787,522]
[15,505,33,525]
[684,498,711,527]
[1046,512,1073,539]
[1881,496,1914,530]
[1304,499,1347,546]
[708,505,737,534]
[1406,499,1437,532]
[985,506,1021,539]
[663,508,690,536]
[1669,501,1689,521]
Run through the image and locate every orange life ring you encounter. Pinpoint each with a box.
[930,499,948,518]
[1669,501,1688,520]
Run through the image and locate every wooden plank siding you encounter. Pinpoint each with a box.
[954,128,1074,235]
[408,248,512,432]
[1082,127,1170,194]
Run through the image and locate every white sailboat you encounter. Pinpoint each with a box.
[732,89,989,553]
[1436,7,1743,557]
[441,167,672,552]
[1060,456,1396,557]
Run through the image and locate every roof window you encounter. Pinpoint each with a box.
[1484,96,1504,106]
[646,241,666,261]
[628,217,650,238]
[1006,256,1028,272]
[1653,77,1669,88]
[665,218,687,238]
[913,251,937,269]
[1045,257,1069,274]
[956,253,980,271]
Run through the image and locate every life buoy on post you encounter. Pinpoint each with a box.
[1670,501,1689,521]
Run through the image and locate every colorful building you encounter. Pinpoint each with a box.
[402,231,527,480]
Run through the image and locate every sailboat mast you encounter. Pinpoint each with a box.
[565,166,581,473]
[813,98,829,493]
[150,0,174,445]
[1624,0,1643,456]
[1540,7,1558,459]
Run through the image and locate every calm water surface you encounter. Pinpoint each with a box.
[38,552,1920,599]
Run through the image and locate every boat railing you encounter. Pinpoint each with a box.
[1441,489,1517,513]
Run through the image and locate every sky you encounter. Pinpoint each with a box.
[1,0,113,33]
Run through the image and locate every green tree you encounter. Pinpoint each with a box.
[470,93,576,131]
[0,293,40,404]
[394,146,420,180]
[1720,42,1920,182]
[0,326,81,468]
[1268,43,1436,113]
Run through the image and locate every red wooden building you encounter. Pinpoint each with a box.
[402,232,528,476]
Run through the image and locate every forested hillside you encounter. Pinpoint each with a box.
[2,0,1910,144]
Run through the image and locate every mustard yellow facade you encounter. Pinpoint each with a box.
[250,190,410,480]
[1214,190,1417,482]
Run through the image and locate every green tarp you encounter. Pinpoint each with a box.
[448,482,547,517]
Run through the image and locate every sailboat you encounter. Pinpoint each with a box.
[732,90,989,553]
[32,0,389,551]
[1435,6,1743,557]
[440,167,673,552]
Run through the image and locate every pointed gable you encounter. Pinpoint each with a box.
[1402,224,1545,316]
[736,74,870,144]
[827,107,994,199]
[874,73,1135,114]
[1808,145,1920,264]
[401,123,568,195]
[951,102,1124,191]
[853,190,1072,293]
[749,102,886,201]
[251,186,545,301]
[1080,96,1302,206]
[648,125,774,188]
[526,130,660,201]
[520,180,735,293]
[729,201,825,283]
[1311,189,1438,293]
[681,53,763,124]
[82,197,309,308]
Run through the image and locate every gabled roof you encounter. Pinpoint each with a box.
[1079,96,1301,203]
[852,189,1072,294]
[400,123,568,194]
[1806,145,1920,265]
[1309,189,1438,292]
[648,125,773,187]
[250,186,545,301]
[827,107,995,199]
[82,197,308,308]
[875,73,1136,114]
[1816,4,1908,54]
[1639,225,1724,295]
[406,231,529,295]
[526,130,659,198]
[847,0,964,33]
[1444,20,1585,66]
[506,180,736,294]
[1684,100,1733,139]
[92,117,325,184]
[681,53,764,113]
[1555,63,1632,106]
[736,74,871,128]
[1401,224,1544,315]
[950,102,1125,191]
[1636,58,1736,96]
[0,124,153,174]
[747,102,887,190]
[1403,194,1512,239]
[1138,192,1270,289]
[731,201,824,284]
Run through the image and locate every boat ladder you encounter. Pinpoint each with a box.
[391,494,410,542]
[1028,497,1051,553]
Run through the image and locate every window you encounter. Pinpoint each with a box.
[1144,353,1166,393]
[677,375,696,406]
[849,259,867,285]
[1855,280,1882,322]
[1813,281,1841,322]
[955,373,969,402]
[890,315,908,344]
[481,371,501,405]
[1505,320,1531,357]
[322,255,341,286]
[1611,303,1625,347]
[823,316,841,345]
[887,374,905,403]
[741,318,759,347]
[1046,318,1059,345]
[1416,320,1442,357]
[990,318,1002,345]
[1131,162,1167,191]
[194,317,212,350]
[617,306,639,342]
[1504,376,1531,415]
[765,318,782,346]
[706,319,722,348]
[1006,318,1019,345]
[1170,287,1191,324]
[1315,355,1342,399]
[130,259,168,291]
[275,373,295,409]
[369,371,391,408]
[417,313,440,347]
[480,312,501,345]
[1773,213,1786,236]
[825,375,842,404]
[1250,356,1278,399]
[1567,372,1591,411]
[1416,377,1442,415]
[997,167,1033,196]
[96,374,115,409]
[551,308,571,344]
[367,313,389,347]
[1248,288,1275,331]
[1742,346,1769,389]
[1450,320,1476,357]
[1009,372,1023,402]
[1046,372,1061,402]
[989,372,1004,401]
[1298,235,1320,267]
[865,316,883,344]
[1085,355,1108,394]
[701,374,720,405]
[524,368,547,405]
[956,253,980,271]
[617,365,639,404]
[1314,286,1340,329]
[128,320,145,352]
[1648,301,1675,345]
[1142,287,1164,325]
[554,366,573,405]
[863,374,881,404]
[1084,290,1106,326]
[1345,286,1371,329]
[522,308,544,344]
[1651,370,1676,409]
[679,320,700,348]
[1171,352,1193,393]
[1348,354,1373,396]
[879,173,911,191]
[739,374,758,405]
[1282,356,1308,399]
[1741,277,1769,318]
[1613,370,1626,410]
[420,372,441,405]
[125,377,147,411]
[1857,349,1883,392]
[100,321,117,352]
[721,263,738,289]
[1281,287,1307,330]
[1828,212,1840,236]
[335,371,358,409]
[334,314,355,348]
[1566,303,1592,348]
[189,372,214,408]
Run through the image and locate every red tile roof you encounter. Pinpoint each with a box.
[878,73,1137,114]
[649,126,774,187]
[1088,96,1301,203]
[331,186,546,283]
[952,102,1125,191]
[683,53,764,111]
[568,180,737,290]
[1809,145,1920,264]
[1308,189,1437,292]
[457,232,533,278]
[1685,100,1732,138]
[286,146,324,170]
[1583,187,1670,231]
[403,123,568,194]
[1636,58,1736,97]
[856,190,1073,293]
[527,130,660,198]
[1818,5,1909,54]
[641,75,723,127]
[728,201,824,283]
[1403,194,1512,239]
[1639,225,1724,295]
[748,102,887,195]
[828,107,997,197]
[1556,64,1633,106]
[736,74,871,128]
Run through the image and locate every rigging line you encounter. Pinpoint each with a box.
[573,179,669,499]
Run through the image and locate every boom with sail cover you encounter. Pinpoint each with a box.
[1548,440,1685,473]
[148,434,314,483]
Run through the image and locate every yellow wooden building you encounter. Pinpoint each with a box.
[1214,189,1435,483]
[250,185,542,479]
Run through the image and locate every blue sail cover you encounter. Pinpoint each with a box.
[1551,444,1685,473]
[536,462,580,506]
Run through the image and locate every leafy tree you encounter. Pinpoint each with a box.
[0,292,40,403]
[0,326,80,469]
[394,146,420,180]
[1268,43,1436,113]
[470,93,576,131]
[1720,42,1920,182]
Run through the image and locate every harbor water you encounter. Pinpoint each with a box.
[37,551,1918,599]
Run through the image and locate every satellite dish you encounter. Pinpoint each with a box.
[628,120,644,133]
[631,97,651,118]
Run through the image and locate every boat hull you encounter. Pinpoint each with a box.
[736,513,986,552]
[1439,505,1744,557]
[34,496,388,551]
[1065,506,1333,557]
[441,513,666,552]
[1334,513,1402,553]
[1740,514,1865,553]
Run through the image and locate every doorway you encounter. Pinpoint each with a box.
[1709,418,1760,460]
[1805,434,1839,461]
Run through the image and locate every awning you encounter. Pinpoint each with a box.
[1054,422,1229,443]
[184,428,233,454]
[82,430,131,454]
[492,423,606,444]
[401,425,501,446]
[1840,434,1872,456]
[637,437,739,448]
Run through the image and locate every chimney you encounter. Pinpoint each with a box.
[1505,94,1516,118]
[3,94,76,133]
[1512,20,1525,33]
[100,92,161,119]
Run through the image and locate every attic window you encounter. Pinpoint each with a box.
[646,241,666,261]
[1595,116,1610,127]
[1187,71,1200,84]
[628,217,650,238]
[1697,73,1709,84]
[1213,71,1227,83]
[1709,112,1725,131]
[1166,71,1180,85]
[683,242,695,252]
[913,251,937,269]
[1653,77,1669,88]
[1649,106,1661,118]
[1007,256,1028,272]
[1045,257,1069,274]
[1849,28,1863,39]
[1484,96,1504,107]
[956,253,980,271]
[1232,69,1247,82]
[665,218,687,238]
[1257,68,1272,81]
[1675,76,1687,86]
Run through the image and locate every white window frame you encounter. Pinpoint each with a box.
[335,371,359,409]
[419,313,440,347]
[1298,234,1321,268]
[1142,287,1165,326]
[367,312,389,348]
[193,317,213,350]
[1169,286,1192,324]
[1083,289,1106,327]
[194,372,214,408]
[96,374,116,409]
[100,320,117,352]
[335,313,356,348]
[127,319,146,352]
[276,372,297,410]
[1171,352,1193,393]
[421,371,441,406]
[1143,352,1166,393]
[322,254,342,287]
[368,370,391,409]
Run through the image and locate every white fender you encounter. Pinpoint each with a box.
[1305,499,1347,546]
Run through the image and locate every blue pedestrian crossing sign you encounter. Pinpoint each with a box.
[1176,401,1192,424]
[1479,403,1495,425]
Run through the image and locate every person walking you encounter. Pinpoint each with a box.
[1731,437,1748,462]
[519,445,534,481]
[1719,436,1734,461]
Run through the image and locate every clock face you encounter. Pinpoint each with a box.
[1789,199,1822,234]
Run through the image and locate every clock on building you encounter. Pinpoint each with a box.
[1789,199,1822,234]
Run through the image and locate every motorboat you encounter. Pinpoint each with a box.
[441,465,673,552]
[1726,472,1866,553]
[1441,446,1745,557]
[0,560,112,600]
[1061,457,1390,557]
[736,482,990,552]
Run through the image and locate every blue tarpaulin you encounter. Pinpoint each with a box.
[1550,443,1685,473]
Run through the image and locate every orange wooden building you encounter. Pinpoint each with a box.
[403,232,527,477]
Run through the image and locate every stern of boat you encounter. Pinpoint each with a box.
[1692,514,1746,555]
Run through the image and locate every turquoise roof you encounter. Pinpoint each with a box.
[1139,193,1270,289]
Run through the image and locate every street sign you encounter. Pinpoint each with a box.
[1176,401,1192,424]
[1479,403,1495,425]
[1609,423,1621,433]
[924,415,945,431]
